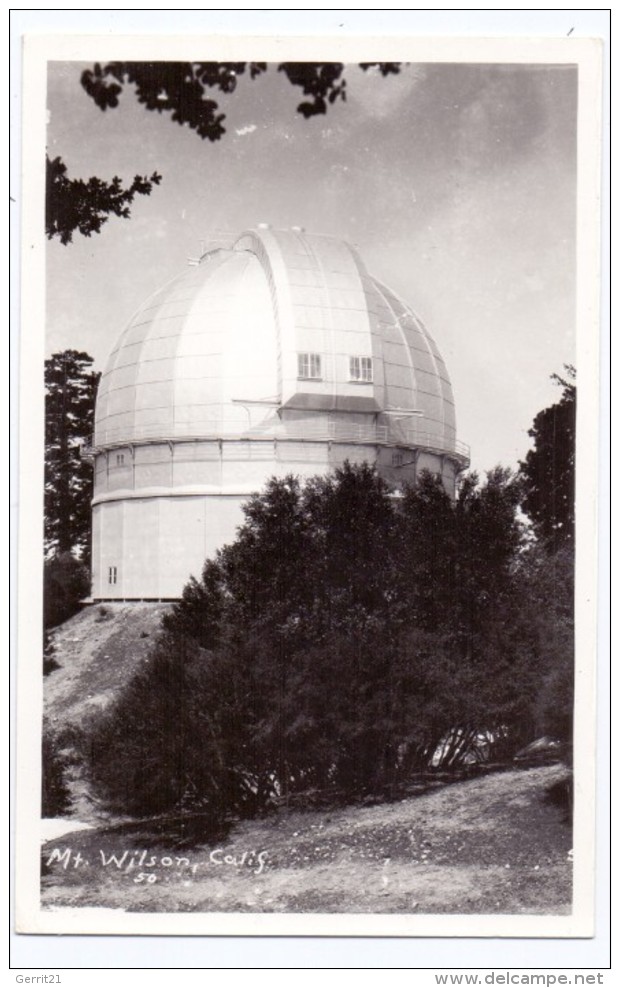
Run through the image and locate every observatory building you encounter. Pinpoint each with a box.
[90,226,469,600]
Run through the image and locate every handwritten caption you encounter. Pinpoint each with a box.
[45,847,268,882]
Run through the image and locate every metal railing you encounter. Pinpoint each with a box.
[84,419,470,464]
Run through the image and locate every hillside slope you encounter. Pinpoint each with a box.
[41,763,572,915]
[45,602,171,729]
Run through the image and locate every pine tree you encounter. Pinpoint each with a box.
[519,366,576,549]
[44,350,100,561]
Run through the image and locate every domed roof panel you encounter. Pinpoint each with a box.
[95,249,273,445]
[94,227,462,458]
[370,280,456,441]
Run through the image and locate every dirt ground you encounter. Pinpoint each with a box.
[44,602,173,819]
[41,764,572,915]
[45,602,171,730]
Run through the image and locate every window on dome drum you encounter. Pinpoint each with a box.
[115,453,125,466]
[392,451,404,468]
[349,356,373,383]
[298,352,322,380]
[108,566,117,585]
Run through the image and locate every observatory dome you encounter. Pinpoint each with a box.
[90,227,469,600]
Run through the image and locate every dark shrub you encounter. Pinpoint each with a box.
[42,727,72,817]
[44,552,90,629]
[85,464,557,821]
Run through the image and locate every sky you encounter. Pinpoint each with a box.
[46,60,577,474]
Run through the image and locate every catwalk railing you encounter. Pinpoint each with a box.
[83,419,470,465]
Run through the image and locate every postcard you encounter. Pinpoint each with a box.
[15,30,603,939]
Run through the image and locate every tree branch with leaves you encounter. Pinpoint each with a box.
[519,365,576,550]
[46,155,161,245]
[47,60,402,245]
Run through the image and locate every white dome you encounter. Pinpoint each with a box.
[94,227,462,457]
[90,227,468,600]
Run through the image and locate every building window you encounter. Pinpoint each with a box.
[108,566,117,585]
[116,453,125,466]
[349,356,373,383]
[392,451,404,468]
[298,352,322,380]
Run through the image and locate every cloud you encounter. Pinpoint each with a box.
[345,64,426,121]
[235,124,257,137]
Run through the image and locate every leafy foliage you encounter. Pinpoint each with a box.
[519,541,575,744]
[51,61,401,244]
[45,350,99,560]
[519,366,576,549]
[42,725,72,816]
[81,61,268,140]
[87,462,570,820]
[46,155,162,245]
[44,351,98,630]
[277,63,347,118]
[44,553,91,629]
[80,61,402,138]
[516,367,577,745]
[43,629,61,676]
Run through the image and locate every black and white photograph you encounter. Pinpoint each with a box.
[15,29,603,942]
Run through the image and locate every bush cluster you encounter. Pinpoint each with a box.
[86,464,573,820]
[43,552,90,629]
